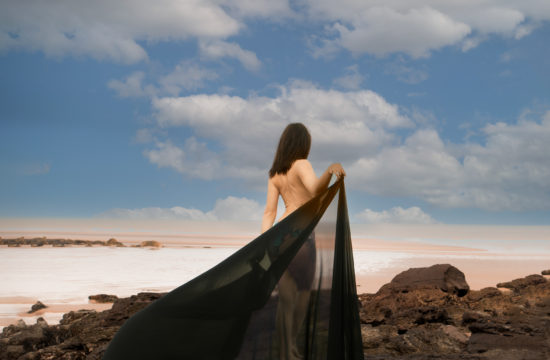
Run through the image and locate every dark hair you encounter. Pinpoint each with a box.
[269,123,311,178]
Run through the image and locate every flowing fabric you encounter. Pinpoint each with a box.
[102,180,363,360]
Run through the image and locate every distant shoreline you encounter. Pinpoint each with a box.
[0,235,495,253]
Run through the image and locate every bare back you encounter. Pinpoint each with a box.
[270,162,315,221]
[262,158,343,233]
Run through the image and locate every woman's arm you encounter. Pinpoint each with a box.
[261,178,279,232]
[295,159,345,196]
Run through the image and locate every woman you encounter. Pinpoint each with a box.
[262,123,345,360]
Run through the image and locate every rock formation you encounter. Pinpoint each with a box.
[0,237,134,248]
[360,265,550,359]
[1,265,549,359]
[88,294,118,303]
[27,301,47,314]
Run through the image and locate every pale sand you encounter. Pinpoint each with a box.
[0,301,113,328]
[1,223,548,329]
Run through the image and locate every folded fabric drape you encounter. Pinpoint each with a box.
[102,179,363,360]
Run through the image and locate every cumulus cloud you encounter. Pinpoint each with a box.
[0,0,242,63]
[199,40,261,71]
[3,0,546,65]
[108,62,219,98]
[332,7,470,58]
[96,197,260,221]
[333,65,364,90]
[349,110,550,211]
[159,61,219,95]
[304,1,549,57]
[147,81,412,184]
[355,206,437,224]
[108,71,157,98]
[222,0,294,18]
[97,194,286,221]
[143,138,222,180]
[145,77,550,211]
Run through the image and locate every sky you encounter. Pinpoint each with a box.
[1,0,549,226]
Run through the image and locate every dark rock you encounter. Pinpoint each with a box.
[379,264,469,297]
[405,306,449,325]
[496,274,547,292]
[465,287,501,302]
[359,267,550,359]
[542,269,550,275]
[1,237,133,248]
[28,301,47,313]
[138,240,162,248]
[106,238,125,247]
[0,292,166,360]
[88,294,118,303]
[461,311,489,325]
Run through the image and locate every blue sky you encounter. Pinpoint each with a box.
[1,1,549,225]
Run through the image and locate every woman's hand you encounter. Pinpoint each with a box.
[328,163,346,178]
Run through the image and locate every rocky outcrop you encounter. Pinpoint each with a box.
[0,237,137,247]
[2,266,549,360]
[88,294,118,303]
[360,267,550,360]
[135,240,162,248]
[0,237,170,248]
[0,292,166,360]
[378,264,470,296]
[542,269,550,275]
[496,274,547,292]
[106,238,125,247]
[28,301,47,314]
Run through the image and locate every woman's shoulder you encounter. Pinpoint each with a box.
[291,159,312,173]
[293,159,311,167]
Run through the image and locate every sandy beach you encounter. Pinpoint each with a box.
[1,219,549,330]
[2,234,549,331]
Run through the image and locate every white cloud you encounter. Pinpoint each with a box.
[303,1,549,58]
[98,206,215,221]
[159,61,219,95]
[332,7,471,58]
[199,40,261,71]
[145,80,550,212]
[97,195,268,221]
[108,62,219,98]
[221,0,294,19]
[355,206,437,224]
[3,1,547,65]
[108,71,157,98]
[349,110,550,211]
[143,138,221,180]
[209,196,264,221]
[148,82,412,183]
[0,0,243,63]
[333,65,364,90]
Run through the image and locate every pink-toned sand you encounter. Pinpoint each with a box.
[1,220,549,330]
[0,300,113,327]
